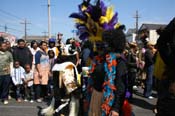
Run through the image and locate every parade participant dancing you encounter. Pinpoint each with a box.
[42,0,132,115]
[41,40,80,116]
[69,0,131,116]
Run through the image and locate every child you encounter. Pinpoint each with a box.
[23,64,34,103]
[11,61,25,102]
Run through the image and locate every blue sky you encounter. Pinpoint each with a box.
[1,0,175,41]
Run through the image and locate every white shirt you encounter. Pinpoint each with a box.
[29,47,40,64]
[23,71,33,87]
[11,66,25,85]
[63,44,77,56]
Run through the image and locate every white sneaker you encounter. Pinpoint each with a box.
[36,99,42,103]
[24,99,28,102]
[30,100,34,103]
[148,96,154,99]
[3,100,8,105]
[8,95,12,100]
[133,85,137,90]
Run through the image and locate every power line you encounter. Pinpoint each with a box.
[4,30,23,34]
[0,10,44,31]
[0,4,52,37]
[0,25,23,33]
[0,18,21,27]
[0,9,24,34]
[42,31,48,40]
[0,9,23,21]
[20,19,31,41]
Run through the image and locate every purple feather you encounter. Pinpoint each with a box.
[69,13,87,21]
[108,12,118,27]
[85,5,93,14]
[77,24,88,31]
[79,32,89,40]
[78,4,82,12]
[103,23,111,30]
[125,91,131,98]
[100,1,107,16]
[76,24,85,28]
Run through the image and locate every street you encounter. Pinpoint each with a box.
[0,87,157,116]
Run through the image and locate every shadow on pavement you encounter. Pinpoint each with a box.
[131,97,155,110]
[134,90,144,97]
[37,106,42,116]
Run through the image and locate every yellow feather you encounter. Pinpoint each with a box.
[88,21,103,42]
[114,23,121,29]
[99,16,108,24]
[89,30,103,42]
[85,12,90,17]
[81,5,87,11]
[74,19,85,24]
[90,36,101,42]
[106,6,114,22]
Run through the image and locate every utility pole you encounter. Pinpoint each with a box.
[4,25,7,33]
[42,31,48,40]
[133,10,141,35]
[21,19,31,41]
[133,10,142,61]
[48,0,51,39]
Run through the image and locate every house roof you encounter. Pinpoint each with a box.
[139,23,167,31]
[127,28,136,34]
[21,35,55,42]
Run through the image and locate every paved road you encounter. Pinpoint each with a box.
[131,87,157,116]
[0,87,157,116]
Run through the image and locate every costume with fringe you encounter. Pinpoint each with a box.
[88,55,105,116]
[41,62,80,116]
[102,53,132,116]
[70,0,131,116]
[101,52,117,116]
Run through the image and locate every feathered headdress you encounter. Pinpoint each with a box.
[69,0,120,42]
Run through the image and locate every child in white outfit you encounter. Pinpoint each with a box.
[23,64,34,103]
[11,61,25,102]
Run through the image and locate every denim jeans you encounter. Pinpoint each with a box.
[0,75,11,100]
[25,85,34,100]
[15,85,23,99]
[144,65,154,97]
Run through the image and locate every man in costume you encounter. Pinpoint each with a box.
[41,38,81,116]
[42,0,131,115]
[101,28,131,116]
[70,0,131,116]
[41,55,80,116]
[154,17,175,116]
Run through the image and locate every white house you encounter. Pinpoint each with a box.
[0,32,16,46]
[126,28,137,43]
[139,23,166,44]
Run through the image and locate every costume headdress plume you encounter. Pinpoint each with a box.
[69,0,120,42]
